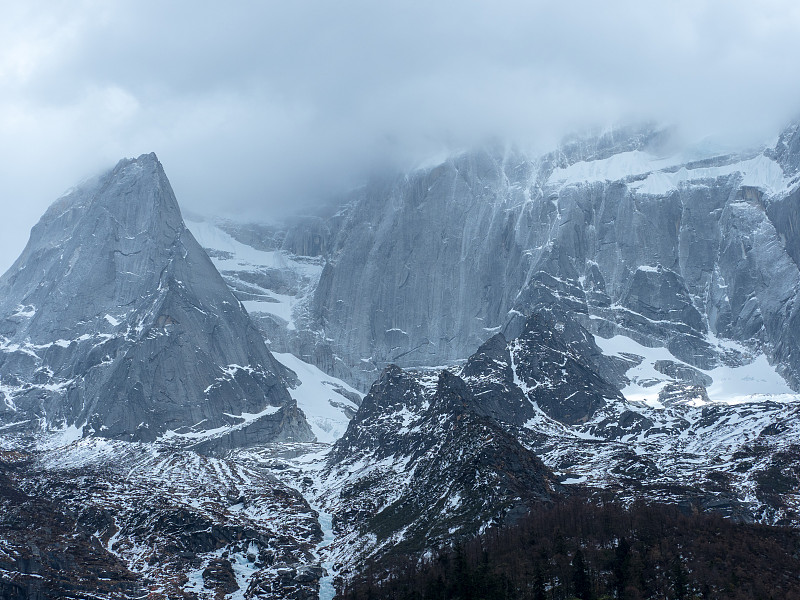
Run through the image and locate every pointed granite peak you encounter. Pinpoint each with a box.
[0,155,312,447]
[91,151,183,240]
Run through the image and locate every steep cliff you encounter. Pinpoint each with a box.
[251,125,800,393]
[0,153,313,446]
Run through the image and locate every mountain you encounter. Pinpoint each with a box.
[183,218,362,444]
[172,125,800,582]
[319,361,562,573]
[293,309,800,578]
[4,121,800,598]
[0,153,313,447]
[198,125,800,399]
[0,154,343,599]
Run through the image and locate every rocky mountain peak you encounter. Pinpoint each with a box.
[460,333,511,380]
[771,123,800,177]
[352,364,424,419]
[0,153,313,447]
[429,369,476,415]
[93,152,183,234]
[511,312,623,425]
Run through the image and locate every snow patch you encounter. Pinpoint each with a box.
[41,423,84,449]
[632,154,787,196]
[160,404,282,442]
[273,352,361,443]
[12,305,35,318]
[317,511,336,600]
[243,295,297,330]
[561,475,588,485]
[186,218,322,279]
[594,334,799,405]
[548,151,787,198]
[548,151,684,186]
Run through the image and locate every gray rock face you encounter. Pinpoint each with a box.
[458,311,625,428]
[770,123,800,179]
[0,153,313,445]
[653,360,713,387]
[260,125,800,391]
[324,359,561,569]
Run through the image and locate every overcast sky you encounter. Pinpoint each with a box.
[2,0,800,273]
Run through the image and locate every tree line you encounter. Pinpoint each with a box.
[340,498,800,600]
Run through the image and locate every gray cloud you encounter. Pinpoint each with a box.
[2,0,800,272]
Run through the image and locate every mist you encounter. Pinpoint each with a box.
[2,0,800,273]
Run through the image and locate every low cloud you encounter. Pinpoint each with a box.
[2,0,800,272]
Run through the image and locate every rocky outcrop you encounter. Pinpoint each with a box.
[323,362,561,571]
[321,311,630,569]
[0,153,313,445]
[0,451,144,600]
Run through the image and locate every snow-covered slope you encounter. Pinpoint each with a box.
[274,351,361,444]
[594,333,800,407]
[186,218,324,334]
[548,149,790,197]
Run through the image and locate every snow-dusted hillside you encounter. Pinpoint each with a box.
[1,438,327,600]
[279,311,800,576]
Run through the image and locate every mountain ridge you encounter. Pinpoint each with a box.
[198,123,800,399]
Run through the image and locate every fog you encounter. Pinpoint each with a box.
[2,0,800,273]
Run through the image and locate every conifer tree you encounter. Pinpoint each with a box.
[613,536,630,599]
[572,548,592,600]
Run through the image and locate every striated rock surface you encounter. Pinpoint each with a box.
[201,124,800,393]
[0,153,313,446]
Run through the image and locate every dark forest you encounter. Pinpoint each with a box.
[341,499,800,600]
